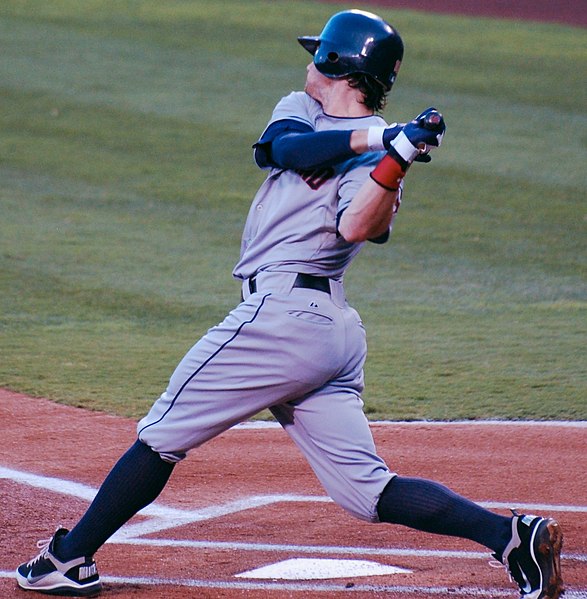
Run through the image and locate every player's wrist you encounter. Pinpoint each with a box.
[370,153,406,192]
[367,127,386,151]
[393,130,419,159]
[368,123,403,152]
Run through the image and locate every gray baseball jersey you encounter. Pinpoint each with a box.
[138,92,398,522]
[234,91,400,281]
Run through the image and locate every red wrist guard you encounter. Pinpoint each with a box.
[370,154,406,192]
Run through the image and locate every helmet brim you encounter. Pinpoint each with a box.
[297,36,320,56]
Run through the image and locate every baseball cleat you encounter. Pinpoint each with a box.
[495,511,564,599]
[16,528,101,596]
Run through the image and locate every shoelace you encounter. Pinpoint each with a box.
[489,509,522,589]
[489,558,514,584]
[26,537,52,568]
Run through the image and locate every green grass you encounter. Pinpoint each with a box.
[1,0,586,420]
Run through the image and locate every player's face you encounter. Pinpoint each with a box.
[304,62,332,104]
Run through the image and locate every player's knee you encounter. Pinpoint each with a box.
[324,470,394,523]
[330,491,382,523]
[337,501,380,523]
[157,450,187,464]
[138,435,187,464]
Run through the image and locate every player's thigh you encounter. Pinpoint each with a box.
[138,293,350,456]
[271,388,395,522]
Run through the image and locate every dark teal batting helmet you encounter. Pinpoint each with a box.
[297,9,404,91]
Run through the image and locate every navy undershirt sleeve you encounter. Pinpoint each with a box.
[254,119,356,170]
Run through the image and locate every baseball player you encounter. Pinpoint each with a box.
[16,10,563,598]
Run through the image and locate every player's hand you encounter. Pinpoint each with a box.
[382,123,404,149]
[380,123,431,163]
[388,107,445,169]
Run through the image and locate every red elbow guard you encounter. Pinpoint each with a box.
[370,154,406,192]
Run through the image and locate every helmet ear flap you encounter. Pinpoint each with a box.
[326,51,339,64]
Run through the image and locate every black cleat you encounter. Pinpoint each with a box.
[495,512,564,599]
[16,528,101,596]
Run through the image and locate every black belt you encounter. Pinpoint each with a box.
[248,273,331,295]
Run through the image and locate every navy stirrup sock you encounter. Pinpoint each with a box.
[377,476,512,555]
[56,439,175,560]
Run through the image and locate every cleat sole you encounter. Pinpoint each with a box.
[541,519,564,599]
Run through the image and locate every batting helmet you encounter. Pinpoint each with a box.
[297,9,404,92]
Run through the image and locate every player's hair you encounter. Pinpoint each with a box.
[346,73,388,112]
